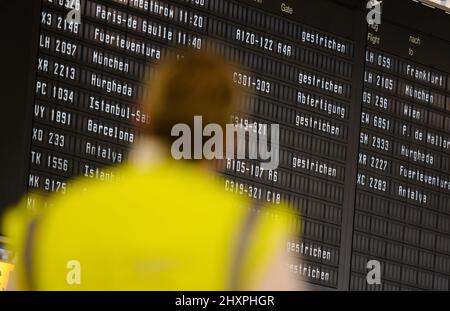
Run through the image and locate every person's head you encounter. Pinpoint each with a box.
[142,51,238,150]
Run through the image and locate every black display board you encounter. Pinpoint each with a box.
[0,1,41,218]
[0,0,449,291]
[353,0,450,291]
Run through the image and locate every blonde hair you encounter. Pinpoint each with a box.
[143,51,238,144]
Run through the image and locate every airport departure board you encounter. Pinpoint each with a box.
[0,0,449,291]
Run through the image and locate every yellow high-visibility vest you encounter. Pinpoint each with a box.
[3,160,293,290]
